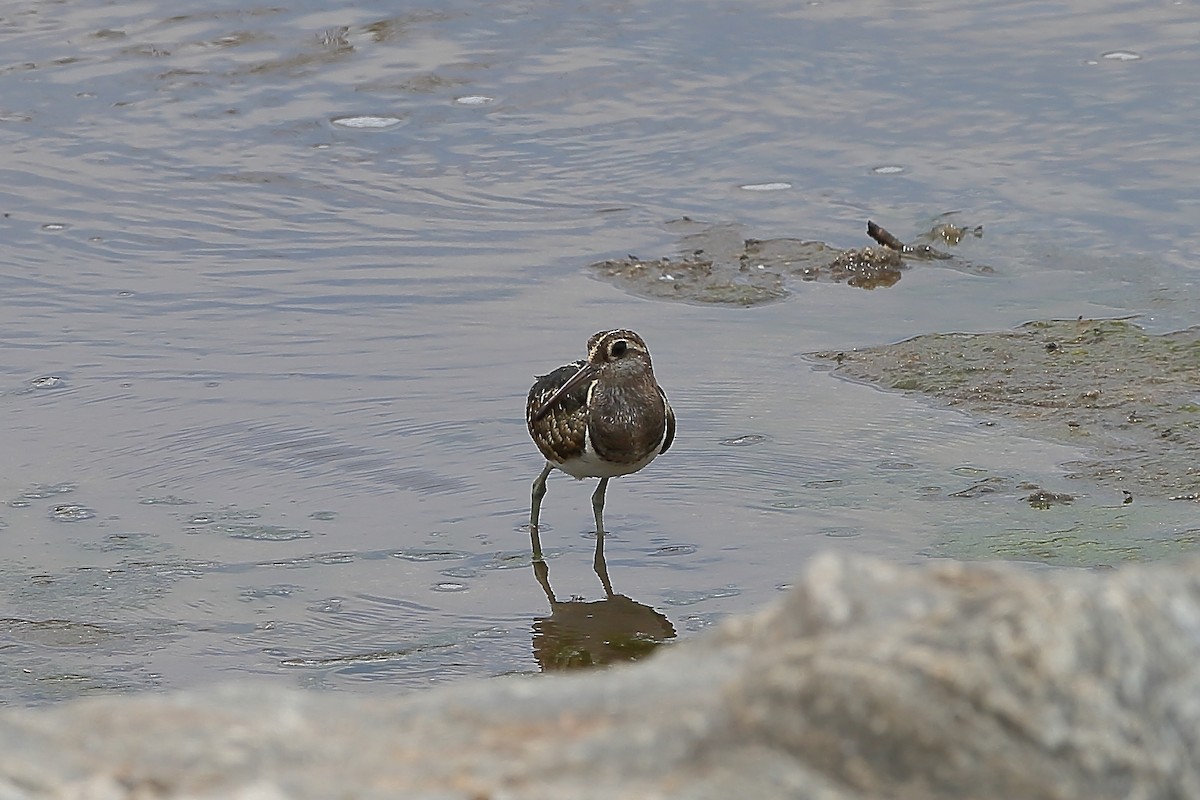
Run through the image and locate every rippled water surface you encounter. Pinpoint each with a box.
[2,0,1199,703]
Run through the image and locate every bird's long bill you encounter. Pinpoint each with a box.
[531,362,599,423]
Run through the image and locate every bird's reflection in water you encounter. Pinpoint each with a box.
[528,527,676,671]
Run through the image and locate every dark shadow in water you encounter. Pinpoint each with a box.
[528,528,676,671]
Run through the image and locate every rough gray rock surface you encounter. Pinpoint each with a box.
[2,553,1199,799]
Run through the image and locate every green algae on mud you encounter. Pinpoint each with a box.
[926,521,1200,567]
[809,318,1200,500]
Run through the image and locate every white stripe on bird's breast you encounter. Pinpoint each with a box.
[553,444,662,479]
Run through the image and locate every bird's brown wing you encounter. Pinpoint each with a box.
[527,360,590,463]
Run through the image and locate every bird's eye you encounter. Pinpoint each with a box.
[610,339,628,357]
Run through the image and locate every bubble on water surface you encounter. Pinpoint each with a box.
[719,434,768,447]
[479,551,534,570]
[738,182,791,192]
[431,582,469,593]
[310,598,344,614]
[681,614,721,632]
[240,585,299,601]
[470,627,508,640]
[871,165,905,175]
[662,586,742,606]
[331,115,403,129]
[139,495,192,506]
[648,544,698,557]
[49,504,96,522]
[454,95,494,106]
[22,483,76,500]
[40,223,69,232]
[391,549,470,562]
[1101,50,1141,62]
[220,524,312,541]
[822,527,863,538]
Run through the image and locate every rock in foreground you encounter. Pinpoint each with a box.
[2,553,1198,799]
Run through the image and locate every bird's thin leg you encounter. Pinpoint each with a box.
[530,462,553,558]
[591,476,610,535]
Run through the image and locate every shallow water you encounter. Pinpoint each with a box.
[2,0,1199,703]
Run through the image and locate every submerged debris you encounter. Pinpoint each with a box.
[589,217,988,305]
[1025,489,1076,510]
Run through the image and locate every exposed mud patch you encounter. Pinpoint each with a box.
[809,318,1200,500]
